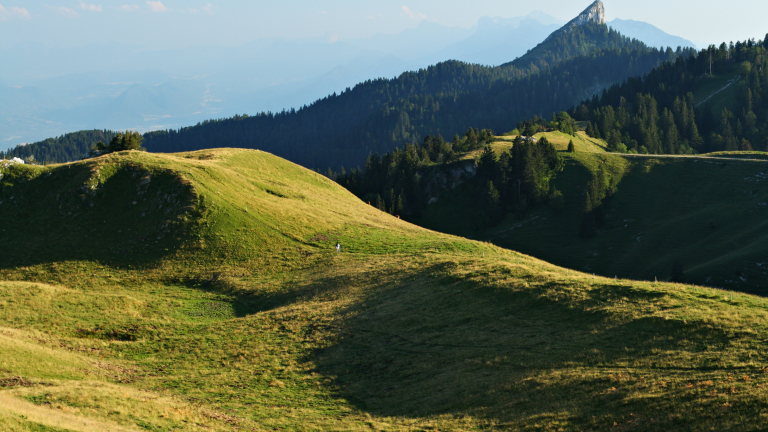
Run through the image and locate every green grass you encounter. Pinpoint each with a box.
[493,131,608,153]
[4,149,768,430]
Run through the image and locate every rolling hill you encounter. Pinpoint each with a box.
[3,148,768,430]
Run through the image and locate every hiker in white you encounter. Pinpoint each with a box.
[336,243,341,253]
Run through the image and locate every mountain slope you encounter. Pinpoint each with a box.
[503,0,607,69]
[139,44,671,171]
[574,37,768,154]
[135,2,671,171]
[3,1,677,168]
[428,12,562,66]
[609,18,697,50]
[3,149,768,430]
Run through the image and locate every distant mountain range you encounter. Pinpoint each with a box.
[5,1,686,172]
[1,8,695,152]
[608,19,696,51]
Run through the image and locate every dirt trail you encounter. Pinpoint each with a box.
[695,75,741,107]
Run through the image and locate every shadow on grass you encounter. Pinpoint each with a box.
[306,263,736,426]
[0,161,197,271]
[183,257,347,318]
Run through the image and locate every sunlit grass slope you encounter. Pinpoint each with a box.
[4,149,768,431]
[492,130,608,154]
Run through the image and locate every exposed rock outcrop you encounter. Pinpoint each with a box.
[570,0,605,26]
[423,161,477,204]
[545,1,605,41]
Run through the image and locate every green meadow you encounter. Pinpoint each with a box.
[2,149,768,431]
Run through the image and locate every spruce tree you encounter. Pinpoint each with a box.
[567,140,575,152]
[107,131,144,153]
[483,181,501,223]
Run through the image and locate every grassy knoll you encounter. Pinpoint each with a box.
[493,131,608,153]
[4,149,768,430]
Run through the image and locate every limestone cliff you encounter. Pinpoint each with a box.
[571,0,605,26]
[545,1,605,41]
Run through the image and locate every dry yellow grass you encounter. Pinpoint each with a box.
[0,393,143,432]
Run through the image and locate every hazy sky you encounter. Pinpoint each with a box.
[1,0,766,50]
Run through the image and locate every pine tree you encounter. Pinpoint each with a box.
[483,181,501,223]
[567,140,575,152]
[108,131,144,153]
[661,108,679,154]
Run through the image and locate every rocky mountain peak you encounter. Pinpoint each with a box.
[571,1,606,26]
[543,1,605,42]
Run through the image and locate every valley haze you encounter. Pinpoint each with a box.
[1,6,696,151]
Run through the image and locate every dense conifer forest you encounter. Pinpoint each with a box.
[572,37,768,153]
[1,130,115,164]
[337,125,565,225]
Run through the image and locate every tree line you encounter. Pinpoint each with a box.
[337,127,563,226]
[1,130,116,164]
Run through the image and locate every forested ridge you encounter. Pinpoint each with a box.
[335,36,768,244]
[337,129,564,227]
[141,23,673,170]
[570,37,768,154]
[2,22,677,168]
[1,130,115,164]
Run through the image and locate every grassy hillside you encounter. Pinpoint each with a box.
[455,149,768,295]
[461,131,607,162]
[493,131,608,154]
[4,149,768,430]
